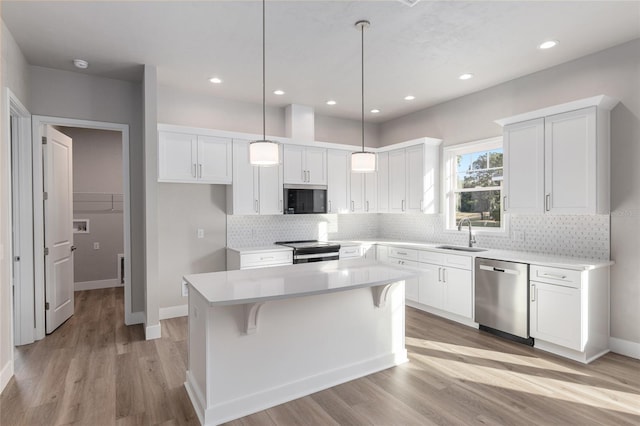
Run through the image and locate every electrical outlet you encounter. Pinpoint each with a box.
[513,230,525,242]
[197,228,205,239]
[182,280,189,297]
[93,242,100,250]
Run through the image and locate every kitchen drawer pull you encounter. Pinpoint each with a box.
[344,249,356,254]
[397,251,408,256]
[531,284,536,302]
[260,256,274,260]
[540,272,567,280]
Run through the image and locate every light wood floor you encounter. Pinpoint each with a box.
[1,288,639,425]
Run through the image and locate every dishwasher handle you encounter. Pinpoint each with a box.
[478,264,521,275]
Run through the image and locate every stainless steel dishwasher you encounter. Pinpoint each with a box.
[475,258,533,345]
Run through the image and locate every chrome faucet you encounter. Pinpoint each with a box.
[458,218,477,247]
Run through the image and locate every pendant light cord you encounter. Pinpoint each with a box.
[361,23,365,153]
[262,0,266,141]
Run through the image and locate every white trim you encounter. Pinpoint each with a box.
[0,360,13,393]
[609,337,640,360]
[159,304,188,320]
[31,116,132,339]
[158,123,442,153]
[495,95,619,127]
[145,323,162,340]
[6,88,33,348]
[74,279,121,291]
[442,136,506,234]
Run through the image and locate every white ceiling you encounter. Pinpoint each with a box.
[2,1,639,122]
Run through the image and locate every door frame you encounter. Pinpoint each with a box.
[31,116,132,340]
[5,89,32,347]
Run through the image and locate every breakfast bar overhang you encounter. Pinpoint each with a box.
[183,258,416,425]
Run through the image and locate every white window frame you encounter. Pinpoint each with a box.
[443,136,507,235]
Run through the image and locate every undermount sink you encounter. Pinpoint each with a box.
[436,245,488,253]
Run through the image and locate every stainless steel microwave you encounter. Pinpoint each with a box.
[283,185,327,214]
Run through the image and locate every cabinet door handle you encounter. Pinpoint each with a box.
[351,200,355,212]
[279,199,283,212]
[254,199,258,213]
[192,164,197,178]
[402,200,406,211]
[366,200,370,212]
[302,170,305,182]
[198,164,202,178]
[540,272,567,280]
[328,200,332,212]
[531,284,536,302]
[503,196,507,211]
[545,193,551,211]
[443,268,447,283]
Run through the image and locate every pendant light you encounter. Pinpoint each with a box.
[351,20,376,173]
[249,0,279,166]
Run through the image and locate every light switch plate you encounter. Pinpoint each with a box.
[197,228,204,239]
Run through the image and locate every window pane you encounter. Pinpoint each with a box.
[455,190,501,228]
[488,149,503,168]
[457,169,503,189]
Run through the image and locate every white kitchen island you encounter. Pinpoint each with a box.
[183,258,415,425]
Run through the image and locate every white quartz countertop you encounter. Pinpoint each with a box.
[227,239,612,271]
[226,244,293,254]
[354,239,612,270]
[184,258,416,306]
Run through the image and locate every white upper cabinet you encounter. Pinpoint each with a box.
[350,172,365,213]
[283,145,327,185]
[158,131,232,184]
[498,96,617,215]
[364,171,378,213]
[377,152,389,213]
[387,141,440,214]
[227,140,283,215]
[327,149,351,214]
[545,107,597,214]
[503,118,545,214]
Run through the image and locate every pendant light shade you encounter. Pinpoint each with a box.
[249,140,279,165]
[250,0,279,166]
[351,20,376,173]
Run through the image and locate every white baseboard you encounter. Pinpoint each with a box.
[0,359,14,393]
[159,304,188,320]
[74,278,121,291]
[610,337,640,360]
[145,323,162,340]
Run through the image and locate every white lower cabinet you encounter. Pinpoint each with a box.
[529,264,610,363]
[381,245,473,321]
[418,262,472,319]
[227,248,293,270]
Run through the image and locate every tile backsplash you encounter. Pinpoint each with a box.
[228,213,610,260]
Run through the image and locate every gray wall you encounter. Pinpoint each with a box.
[0,19,31,386]
[62,127,124,283]
[157,184,227,309]
[29,66,145,314]
[380,39,640,345]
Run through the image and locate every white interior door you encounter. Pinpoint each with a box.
[43,125,74,334]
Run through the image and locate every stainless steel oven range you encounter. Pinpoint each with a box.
[275,240,340,264]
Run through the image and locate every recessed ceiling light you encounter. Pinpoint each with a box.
[370,109,380,114]
[459,73,474,80]
[273,89,285,95]
[404,95,415,101]
[326,100,337,105]
[209,77,222,84]
[538,40,558,50]
[73,59,89,69]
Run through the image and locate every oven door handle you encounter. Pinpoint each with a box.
[294,253,340,260]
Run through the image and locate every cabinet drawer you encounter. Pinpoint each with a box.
[530,265,581,288]
[390,259,419,269]
[388,247,418,261]
[241,251,293,269]
[340,246,362,259]
[417,250,445,265]
[443,254,472,270]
